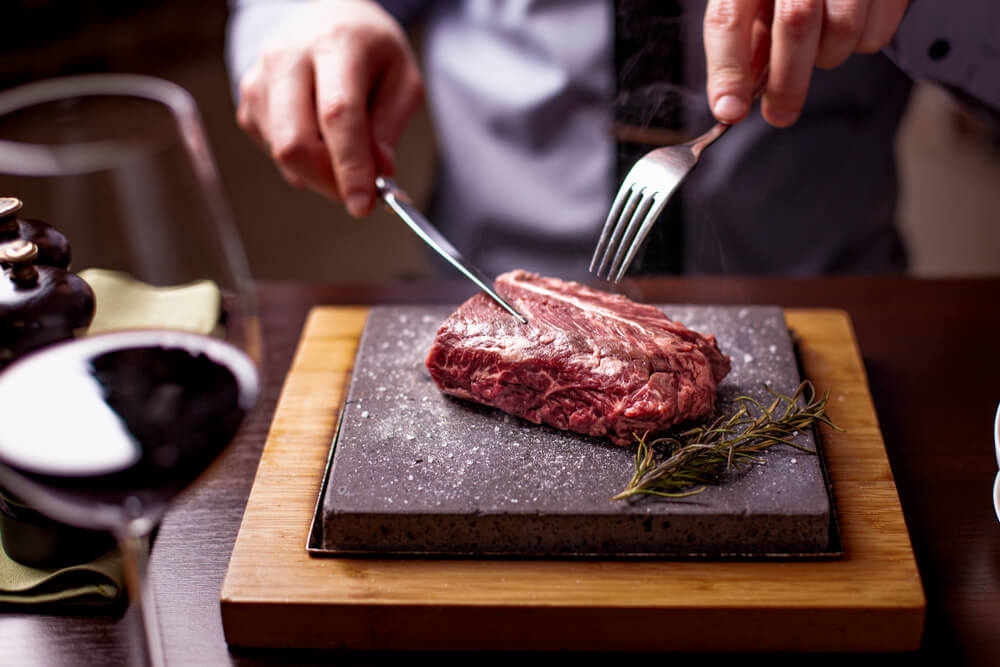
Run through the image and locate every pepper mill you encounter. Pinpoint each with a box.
[0,197,71,270]
[0,239,94,364]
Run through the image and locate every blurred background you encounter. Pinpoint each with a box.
[2,0,998,282]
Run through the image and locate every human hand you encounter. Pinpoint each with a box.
[236,0,424,217]
[704,0,911,127]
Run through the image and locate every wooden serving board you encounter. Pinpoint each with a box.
[220,307,925,653]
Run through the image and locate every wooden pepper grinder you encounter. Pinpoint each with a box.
[0,239,94,365]
[0,197,71,270]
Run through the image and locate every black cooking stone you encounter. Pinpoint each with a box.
[311,305,834,557]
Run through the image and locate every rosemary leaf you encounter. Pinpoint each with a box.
[611,380,841,502]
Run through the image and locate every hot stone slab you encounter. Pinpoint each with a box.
[310,305,834,557]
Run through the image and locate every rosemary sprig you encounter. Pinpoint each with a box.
[611,380,841,502]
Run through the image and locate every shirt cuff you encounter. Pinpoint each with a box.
[885,0,1000,119]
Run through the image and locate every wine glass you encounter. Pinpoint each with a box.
[0,74,260,666]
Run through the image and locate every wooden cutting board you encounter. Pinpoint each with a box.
[220,306,925,652]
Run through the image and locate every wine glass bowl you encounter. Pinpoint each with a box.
[0,328,258,532]
[0,74,260,666]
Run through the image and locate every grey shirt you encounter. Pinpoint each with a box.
[227,0,999,278]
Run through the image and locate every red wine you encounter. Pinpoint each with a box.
[0,330,257,529]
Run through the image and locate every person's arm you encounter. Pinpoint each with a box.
[225,0,425,217]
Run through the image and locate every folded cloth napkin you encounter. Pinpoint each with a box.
[0,540,122,607]
[0,269,221,607]
[79,268,222,336]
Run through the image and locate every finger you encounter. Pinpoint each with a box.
[815,0,869,69]
[856,0,909,53]
[262,54,341,200]
[314,45,379,218]
[236,63,268,150]
[704,0,763,123]
[369,59,424,176]
[763,0,824,127]
[749,12,773,88]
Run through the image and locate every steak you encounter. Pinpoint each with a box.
[425,270,731,445]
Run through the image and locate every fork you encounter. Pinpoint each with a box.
[590,67,769,283]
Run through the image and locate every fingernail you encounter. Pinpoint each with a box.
[714,95,748,122]
[376,140,396,176]
[377,140,395,165]
[767,110,799,128]
[346,193,371,217]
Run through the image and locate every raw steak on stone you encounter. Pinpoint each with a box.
[425,270,731,445]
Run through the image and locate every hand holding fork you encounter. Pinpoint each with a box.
[590,59,769,283]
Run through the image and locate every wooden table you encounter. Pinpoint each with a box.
[2,277,998,665]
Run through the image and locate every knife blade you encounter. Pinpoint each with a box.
[375,176,528,324]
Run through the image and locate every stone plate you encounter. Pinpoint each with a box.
[308,305,839,558]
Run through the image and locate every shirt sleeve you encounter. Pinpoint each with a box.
[885,0,1000,119]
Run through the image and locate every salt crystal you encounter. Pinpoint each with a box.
[743,353,754,364]
[791,458,798,464]
[407,474,414,481]
[361,410,370,419]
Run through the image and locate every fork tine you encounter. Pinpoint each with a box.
[594,187,642,277]
[589,183,633,273]
[605,191,655,281]
[610,192,669,283]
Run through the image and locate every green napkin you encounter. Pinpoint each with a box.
[0,269,221,607]
[0,540,122,607]
[79,268,222,336]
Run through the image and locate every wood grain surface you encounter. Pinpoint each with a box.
[220,306,925,652]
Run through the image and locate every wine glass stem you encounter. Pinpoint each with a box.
[117,523,166,667]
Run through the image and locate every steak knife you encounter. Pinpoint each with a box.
[375,176,528,324]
